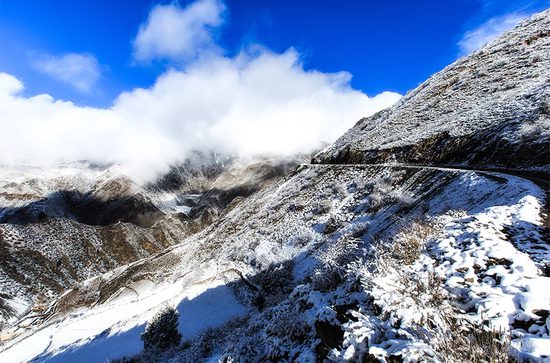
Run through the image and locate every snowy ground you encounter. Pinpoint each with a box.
[0,165,548,362]
[0,268,246,362]
[333,172,550,361]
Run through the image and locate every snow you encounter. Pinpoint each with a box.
[0,163,106,209]
[331,171,550,361]
[152,192,200,215]
[0,164,548,362]
[0,273,246,362]
[177,280,246,341]
[518,336,550,360]
[2,10,548,362]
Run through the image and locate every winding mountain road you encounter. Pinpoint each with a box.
[307,162,549,226]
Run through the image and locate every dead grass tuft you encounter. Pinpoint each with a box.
[391,219,437,264]
[312,236,362,292]
[436,319,512,363]
[374,219,438,270]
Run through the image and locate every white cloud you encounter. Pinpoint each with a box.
[133,0,225,63]
[0,49,400,183]
[32,53,101,92]
[458,13,527,55]
[1,0,402,183]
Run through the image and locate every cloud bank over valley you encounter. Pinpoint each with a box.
[0,0,401,182]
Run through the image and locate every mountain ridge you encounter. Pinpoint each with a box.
[314,10,550,176]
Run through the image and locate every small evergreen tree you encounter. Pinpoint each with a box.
[141,307,182,352]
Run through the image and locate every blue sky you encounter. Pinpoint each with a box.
[1,0,548,107]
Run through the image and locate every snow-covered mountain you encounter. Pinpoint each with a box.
[0,154,301,328]
[0,10,549,363]
[314,11,549,176]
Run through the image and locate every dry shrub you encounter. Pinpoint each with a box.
[436,318,512,363]
[312,236,362,291]
[392,219,437,264]
[386,266,511,362]
[366,267,511,362]
[401,270,445,311]
[348,217,514,362]
[375,219,438,269]
[392,220,511,361]
[468,328,512,362]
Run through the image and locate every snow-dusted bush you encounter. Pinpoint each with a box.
[392,219,437,264]
[377,219,437,267]
[251,260,294,307]
[322,215,344,235]
[336,261,451,361]
[359,172,414,214]
[229,293,316,362]
[437,322,511,363]
[141,307,182,352]
[519,121,548,140]
[0,294,15,322]
[337,215,515,363]
[365,178,394,212]
[311,200,331,215]
[265,305,311,341]
[312,236,362,292]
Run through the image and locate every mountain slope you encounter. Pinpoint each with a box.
[2,165,547,362]
[0,156,299,327]
[314,10,550,175]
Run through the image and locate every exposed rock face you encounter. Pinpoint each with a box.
[314,11,550,175]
